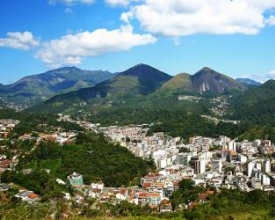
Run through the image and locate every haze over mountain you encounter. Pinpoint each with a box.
[236,78,262,86]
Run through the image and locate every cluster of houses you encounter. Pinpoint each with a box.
[3,115,275,211]
[53,125,275,212]
[0,119,19,140]
[101,125,275,195]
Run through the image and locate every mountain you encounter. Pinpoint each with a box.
[159,67,247,95]
[236,78,261,86]
[28,64,172,113]
[120,63,172,95]
[0,67,115,108]
[159,73,193,94]
[191,67,247,94]
[28,65,252,114]
[231,80,275,123]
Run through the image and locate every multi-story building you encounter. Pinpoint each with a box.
[211,159,222,173]
[194,160,206,174]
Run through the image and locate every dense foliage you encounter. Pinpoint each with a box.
[2,132,155,196]
[170,179,275,220]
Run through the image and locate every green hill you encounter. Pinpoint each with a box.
[159,73,193,94]
[28,64,172,113]
[231,80,275,124]
[0,67,115,108]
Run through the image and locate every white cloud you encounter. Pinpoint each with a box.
[247,70,275,83]
[266,15,275,26]
[121,0,275,37]
[35,25,156,67]
[48,0,95,5]
[267,70,275,79]
[105,0,140,7]
[105,0,130,7]
[0,31,39,50]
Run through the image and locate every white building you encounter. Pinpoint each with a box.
[247,161,256,178]
[251,177,262,189]
[260,173,271,185]
[263,159,271,173]
[238,154,247,164]
[228,141,236,151]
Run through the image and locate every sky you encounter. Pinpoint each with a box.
[1,0,275,84]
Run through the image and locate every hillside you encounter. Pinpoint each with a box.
[159,73,193,94]
[28,64,275,127]
[0,67,115,108]
[28,64,173,113]
[231,80,275,124]
[158,67,246,96]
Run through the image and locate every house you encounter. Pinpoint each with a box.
[67,172,83,186]
[229,150,238,162]
[0,183,9,191]
[91,181,104,192]
[138,192,148,206]
[15,190,39,202]
[0,158,10,169]
[146,192,161,207]
[159,199,173,212]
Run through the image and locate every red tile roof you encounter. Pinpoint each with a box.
[28,193,38,199]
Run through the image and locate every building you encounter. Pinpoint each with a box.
[247,161,256,178]
[194,160,206,174]
[67,172,83,186]
[251,177,262,189]
[211,159,222,173]
[263,159,271,173]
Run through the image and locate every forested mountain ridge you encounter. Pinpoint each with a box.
[159,67,246,95]
[231,79,275,124]
[27,64,249,114]
[27,64,173,113]
[0,67,115,108]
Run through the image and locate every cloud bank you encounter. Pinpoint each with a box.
[121,0,275,37]
[3,0,275,69]
[35,25,156,67]
[0,31,39,50]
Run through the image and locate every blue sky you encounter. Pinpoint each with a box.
[1,0,275,84]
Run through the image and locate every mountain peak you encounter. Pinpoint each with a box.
[236,78,261,86]
[51,66,78,71]
[121,64,170,78]
[125,63,156,73]
[114,63,172,95]
[192,67,246,93]
[131,63,147,68]
[201,67,213,72]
